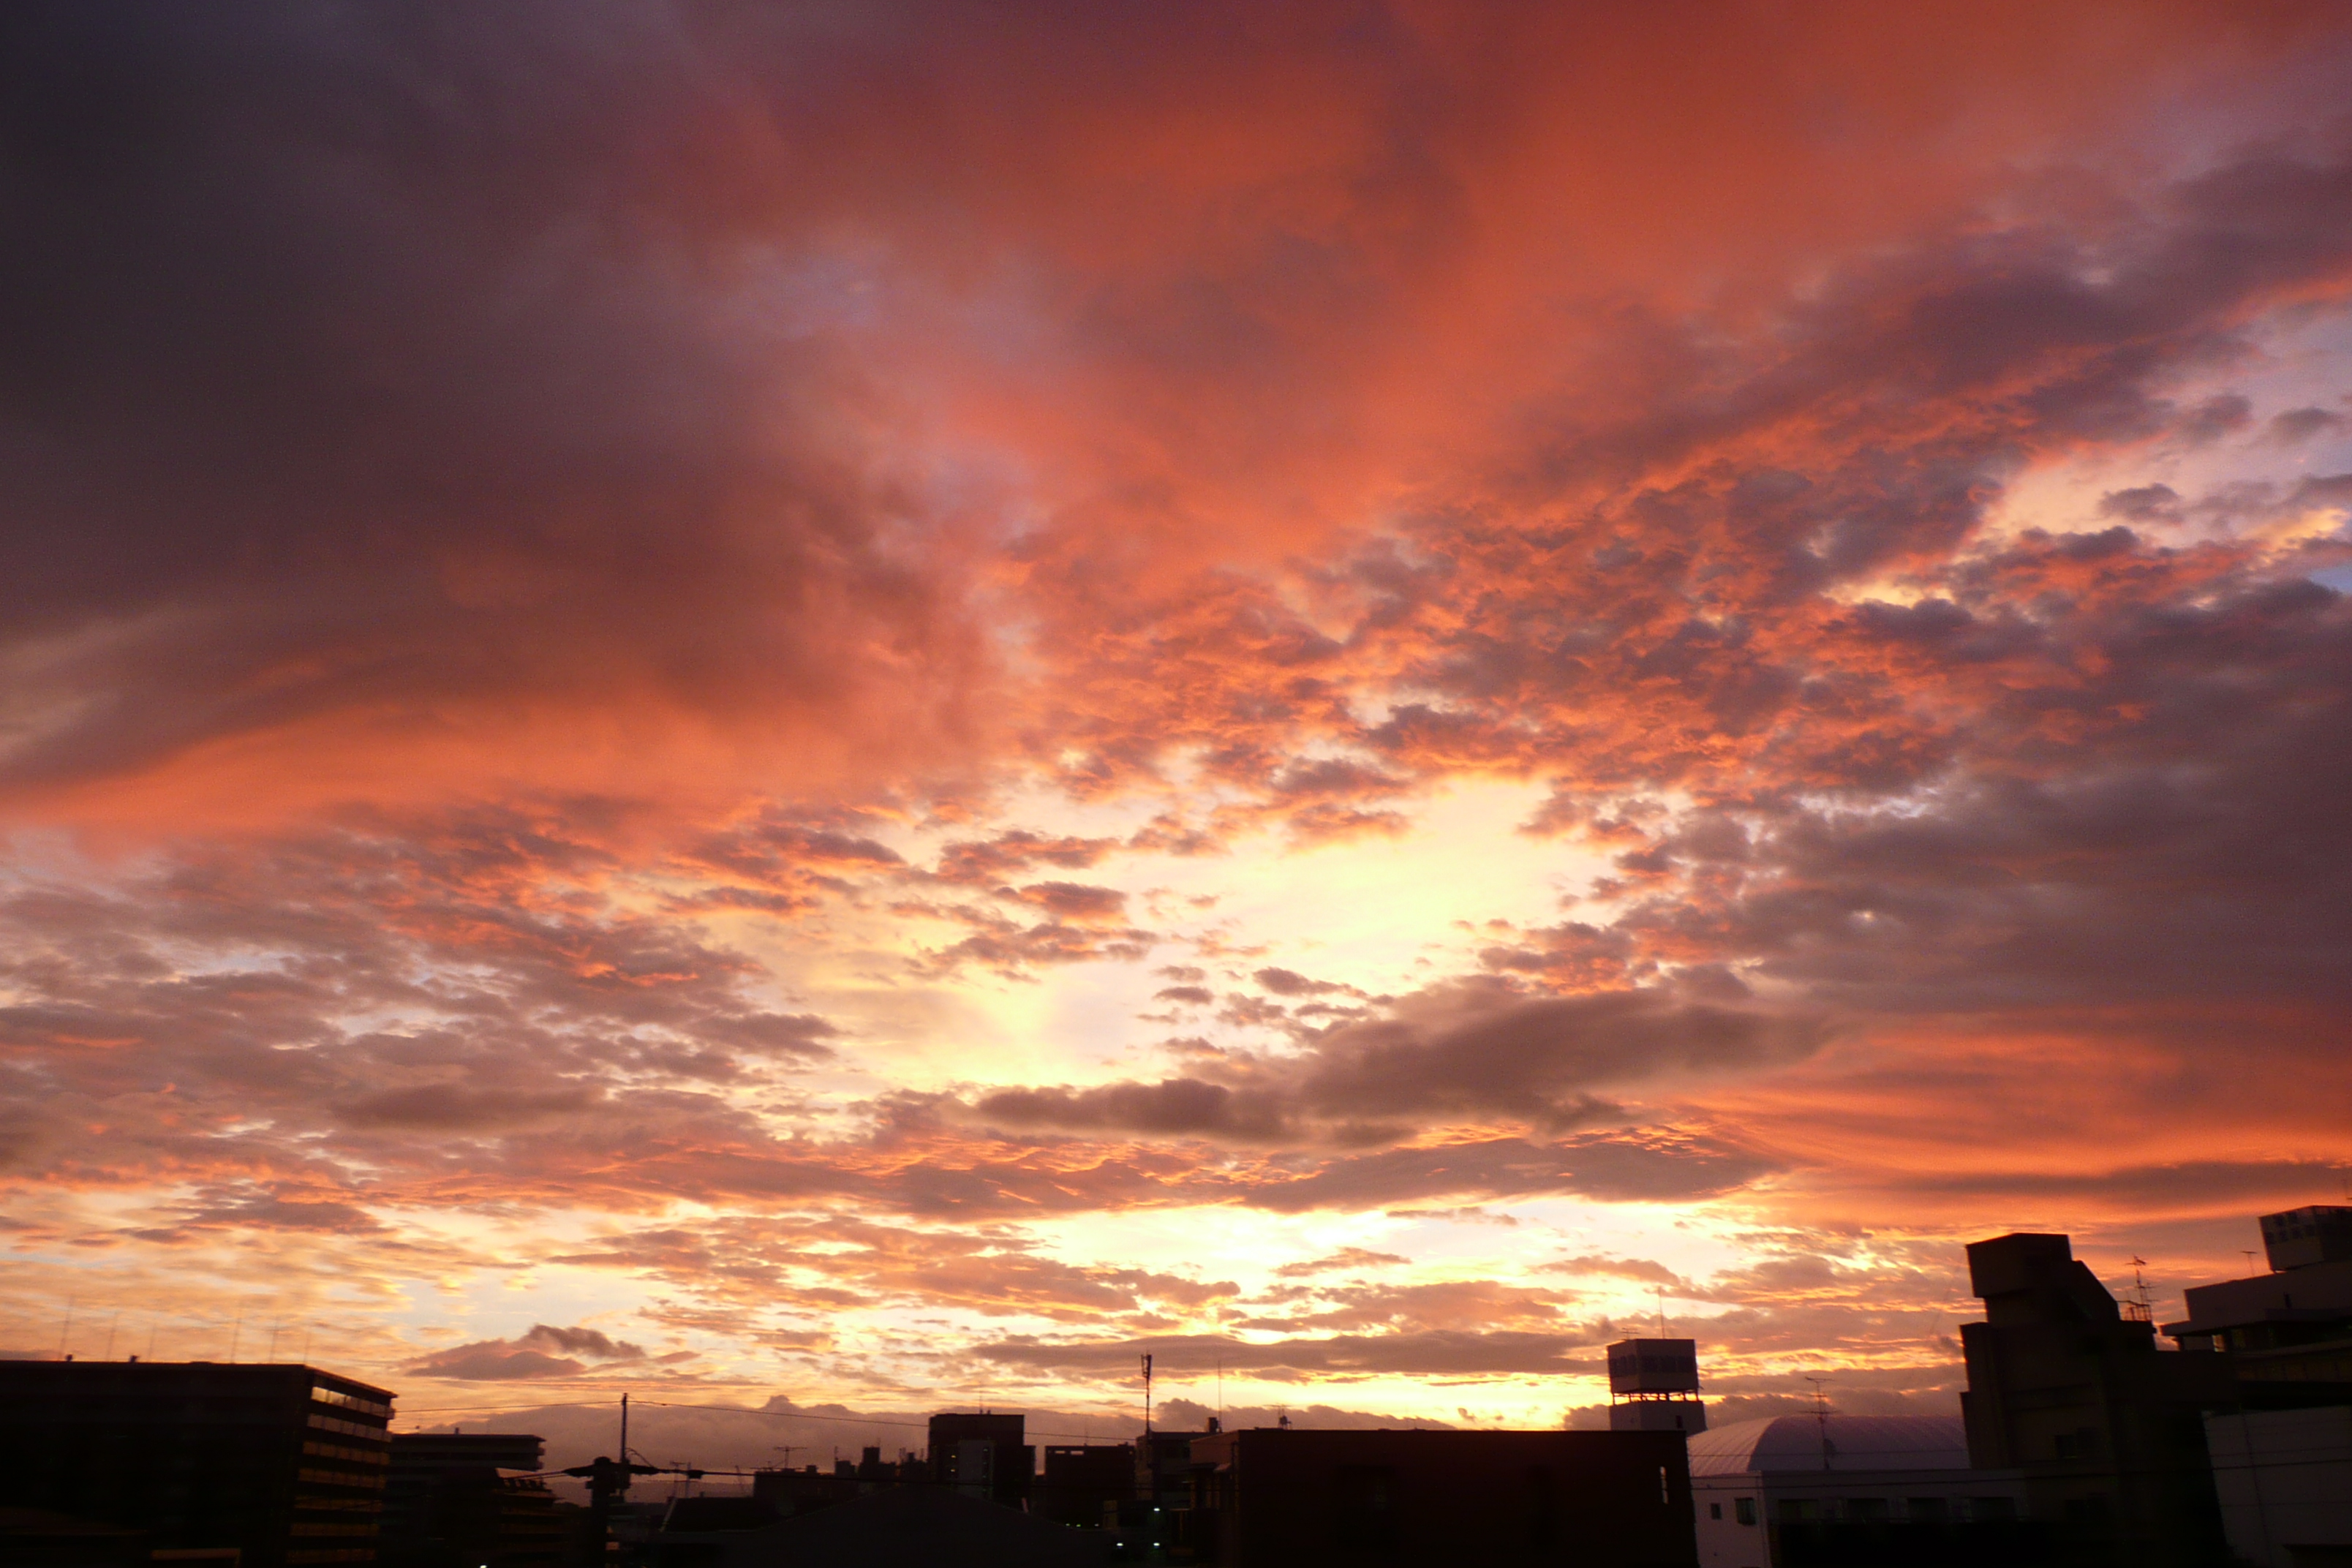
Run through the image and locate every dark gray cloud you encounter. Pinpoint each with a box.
[972,1329,1603,1382]
[409,1322,647,1381]
[2269,404,2348,444]
[968,983,1825,1144]
[0,1,987,797]
[974,1079,1288,1140]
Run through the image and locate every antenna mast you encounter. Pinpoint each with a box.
[1806,1376,1834,1473]
[1142,1354,1153,1435]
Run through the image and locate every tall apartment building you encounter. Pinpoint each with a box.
[0,1360,394,1567]
[924,1412,1031,1509]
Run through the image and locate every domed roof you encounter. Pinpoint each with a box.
[1686,1414,1969,1477]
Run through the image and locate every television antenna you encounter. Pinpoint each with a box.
[1804,1376,1836,1473]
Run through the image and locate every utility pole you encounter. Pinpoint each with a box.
[565,1454,694,1568]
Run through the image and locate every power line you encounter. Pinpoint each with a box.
[395,1395,1139,1444]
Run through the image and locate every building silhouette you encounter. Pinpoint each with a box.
[1606,1338,1708,1436]
[0,1360,393,1567]
[1960,1232,2236,1567]
[2162,1205,2352,1565]
[2165,1204,2352,1401]
[1186,1426,1698,1568]
[1686,1414,2038,1568]
[1033,1445,1132,1529]
[379,1433,560,1568]
[712,1485,1103,1568]
[924,1414,1031,1509]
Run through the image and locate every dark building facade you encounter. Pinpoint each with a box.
[0,1360,394,1568]
[924,1414,1031,1508]
[1187,1427,1698,1568]
[1960,1232,2235,1567]
[2159,1206,2352,1567]
[379,1433,560,1568]
[1035,1444,1133,1528]
[1134,1429,1198,1516]
[748,1466,862,1518]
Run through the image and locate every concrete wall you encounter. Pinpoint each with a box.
[2205,1406,2352,1568]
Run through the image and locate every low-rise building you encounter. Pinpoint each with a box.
[1186,1426,1697,1568]
[1687,1414,2035,1568]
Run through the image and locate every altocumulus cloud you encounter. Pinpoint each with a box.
[409,1324,650,1382]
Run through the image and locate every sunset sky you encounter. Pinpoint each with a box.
[6,1,2352,1444]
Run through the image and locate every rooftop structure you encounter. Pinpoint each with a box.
[1605,1338,1707,1436]
[2166,1207,2352,1406]
[2260,1205,2352,1272]
[1686,1414,1968,1477]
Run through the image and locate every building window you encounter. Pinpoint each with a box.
[1735,1498,1756,1526]
[1709,1503,1722,1520]
[2054,1427,2100,1460]
[1906,1497,1948,1523]
[1846,1498,1888,1522]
